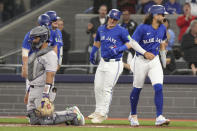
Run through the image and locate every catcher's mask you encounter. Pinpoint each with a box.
[29,25,50,50]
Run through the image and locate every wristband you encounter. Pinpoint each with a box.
[43,83,52,95]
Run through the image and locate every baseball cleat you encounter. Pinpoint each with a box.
[155,115,170,126]
[129,114,139,126]
[91,113,107,123]
[72,106,85,125]
[88,112,100,119]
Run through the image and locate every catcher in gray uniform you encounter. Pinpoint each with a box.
[26,25,85,126]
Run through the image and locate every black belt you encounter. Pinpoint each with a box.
[103,58,121,62]
[30,85,34,88]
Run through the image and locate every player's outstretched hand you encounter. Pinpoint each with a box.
[144,52,155,60]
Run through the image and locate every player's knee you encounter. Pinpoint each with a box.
[132,87,142,93]
[134,86,143,89]
[153,84,162,92]
[104,87,112,93]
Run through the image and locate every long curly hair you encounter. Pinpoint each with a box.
[143,14,153,25]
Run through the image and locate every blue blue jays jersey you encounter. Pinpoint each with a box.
[22,27,63,59]
[95,24,130,59]
[48,26,63,59]
[22,31,36,56]
[132,24,167,56]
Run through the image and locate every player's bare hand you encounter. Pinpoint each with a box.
[144,52,155,60]
[24,91,29,104]
[87,23,93,30]
[57,65,60,71]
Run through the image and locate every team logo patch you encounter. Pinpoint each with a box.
[113,12,118,16]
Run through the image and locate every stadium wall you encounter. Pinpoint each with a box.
[0,74,197,120]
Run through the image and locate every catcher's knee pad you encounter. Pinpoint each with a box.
[54,113,79,125]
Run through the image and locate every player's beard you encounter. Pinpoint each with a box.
[157,19,163,26]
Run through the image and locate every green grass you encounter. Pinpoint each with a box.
[0,118,197,131]
[0,118,28,124]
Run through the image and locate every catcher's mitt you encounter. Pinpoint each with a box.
[37,97,54,116]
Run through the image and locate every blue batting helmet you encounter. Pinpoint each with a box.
[148,5,168,15]
[45,11,58,22]
[108,9,122,20]
[37,14,50,26]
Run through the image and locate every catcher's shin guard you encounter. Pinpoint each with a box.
[27,109,54,125]
[54,113,79,125]
[27,110,41,125]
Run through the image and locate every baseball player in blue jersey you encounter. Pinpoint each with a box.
[128,5,170,126]
[45,11,63,69]
[88,9,155,123]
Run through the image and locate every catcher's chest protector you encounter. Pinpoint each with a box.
[28,47,53,81]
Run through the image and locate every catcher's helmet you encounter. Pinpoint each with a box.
[108,9,122,20]
[45,11,57,22]
[148,5,168,15]
[29,26,50,49]
[37,14,50,26]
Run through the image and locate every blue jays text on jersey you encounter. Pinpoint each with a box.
[48,26,63,59]
[95,24,130,59]
[131,24,167,56]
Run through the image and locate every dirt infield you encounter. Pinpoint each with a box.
[2,116,197,122]
[0,123,197,130]
[0,116,197,129]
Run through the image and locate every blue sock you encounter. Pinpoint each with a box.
[153,84,163,117]
[130,87,142,115]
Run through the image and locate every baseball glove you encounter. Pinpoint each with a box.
[37,97,54,116]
